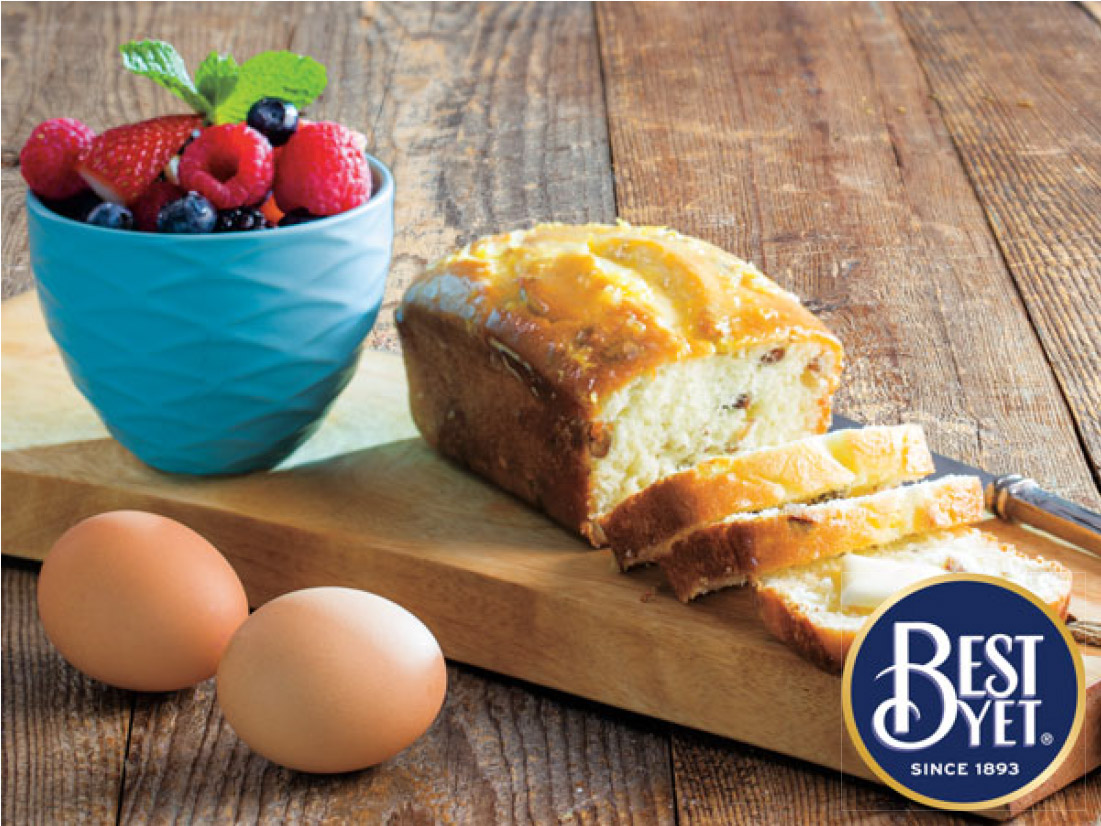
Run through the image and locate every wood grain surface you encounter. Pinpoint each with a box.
[3,2,1100,823]
[1,559,132,825]
[898,1,1101,486]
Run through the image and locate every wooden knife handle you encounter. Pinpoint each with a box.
[988,475,1101,556]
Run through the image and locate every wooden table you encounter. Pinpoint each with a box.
[3,2,1100,823]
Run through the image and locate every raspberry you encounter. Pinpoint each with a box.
[179,124,274,210]
[132,181,184,232]
[20,118,95,200]
[274,122,372,216]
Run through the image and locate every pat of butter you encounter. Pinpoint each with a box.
[839,554,946,613]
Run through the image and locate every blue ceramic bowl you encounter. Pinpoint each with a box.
[27,155,394,475]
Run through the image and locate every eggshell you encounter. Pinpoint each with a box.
[37,510,249,691]
[216,587,447,773]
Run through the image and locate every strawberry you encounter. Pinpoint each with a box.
[76,115,201,205]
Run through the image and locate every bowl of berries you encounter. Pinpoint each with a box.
[21,41,393,475]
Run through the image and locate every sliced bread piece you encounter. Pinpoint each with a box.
[659,474,984,602]
[603,424,934,570]
[755,527,1073,673]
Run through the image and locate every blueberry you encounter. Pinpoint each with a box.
[246,98,299,147]
[279,208,322,227]
[86,202,134,230]
[215,207,270,232]
[157,192,217,233]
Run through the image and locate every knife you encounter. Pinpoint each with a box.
[831,415,1101,557]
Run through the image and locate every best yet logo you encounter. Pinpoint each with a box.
[874,623,1044,751]
[844,576,1084,810]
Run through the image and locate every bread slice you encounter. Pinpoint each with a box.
[755,528,1073,673]
[659,474,985,602]
[603,424,934,570]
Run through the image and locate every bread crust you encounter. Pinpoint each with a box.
[604,424,934,570]
[659,475,985,602]
[398,223,843,539]
[756,587,849,674]
[399,304,595,534]
[755,533,1073,673]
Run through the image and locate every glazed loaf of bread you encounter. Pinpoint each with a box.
[397,224,843,542]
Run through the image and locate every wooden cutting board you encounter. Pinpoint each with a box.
[3,291,1098,817]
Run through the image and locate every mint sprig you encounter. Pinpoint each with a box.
[119,40,327,125]
[120,40,211,117]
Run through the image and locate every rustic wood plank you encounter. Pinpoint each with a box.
[670,730,1100,825]
[596,0,1101,820]
[2,167,31,298]
[118,666,673,825]
[1,560,132,825]
[898,1,1101,486]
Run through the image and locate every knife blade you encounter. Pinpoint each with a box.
[831,414,1101,556]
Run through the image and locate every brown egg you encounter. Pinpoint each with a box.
[37,511,249,691]
[216,587,447,773]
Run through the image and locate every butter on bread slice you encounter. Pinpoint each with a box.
[755,528,1073,673]
[838,552,943,612]
[659,475,985,602]
[603,424,934,570]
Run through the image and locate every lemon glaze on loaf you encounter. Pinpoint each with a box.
[396,223,844,543]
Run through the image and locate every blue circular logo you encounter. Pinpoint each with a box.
[843,576,1083,810]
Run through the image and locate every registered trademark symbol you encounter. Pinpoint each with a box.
[1041,732,1054,746]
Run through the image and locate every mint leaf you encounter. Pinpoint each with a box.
[211,51,327,124]
[120,40,210,117]
[119,42,328,126]
[195,52,240,112]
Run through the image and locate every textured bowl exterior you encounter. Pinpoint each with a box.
[26,156,394,474]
